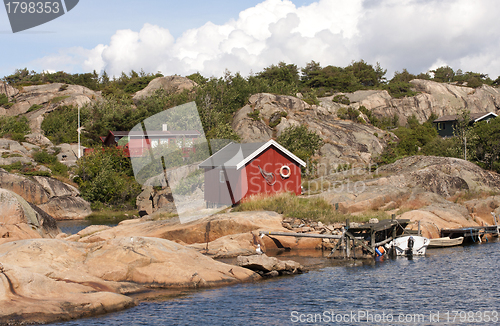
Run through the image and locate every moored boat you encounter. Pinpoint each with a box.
[428,236,464,248]
[385,235,430,256]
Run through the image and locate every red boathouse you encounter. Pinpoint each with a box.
[199,140,306,206]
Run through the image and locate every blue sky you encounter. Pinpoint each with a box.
[1,0,500,80]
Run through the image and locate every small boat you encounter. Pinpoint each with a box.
[428,236,464,248]
[385,236,430,256]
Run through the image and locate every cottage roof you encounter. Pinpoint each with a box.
[101,130,201,143]
[433,112,497,123]
[199,139,307,169]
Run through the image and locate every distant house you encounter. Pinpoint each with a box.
[199,140,306,206]
[98,128,202,158]
[433,112,498,137]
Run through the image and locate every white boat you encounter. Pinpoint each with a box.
[385,236,430,256]
[428,236,464,248]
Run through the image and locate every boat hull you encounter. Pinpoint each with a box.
[428,236,464,248]
[386,236,429,256]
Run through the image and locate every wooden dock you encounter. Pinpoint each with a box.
[440,212,500,243]
[260,217,411,259]
[440,226,499,243]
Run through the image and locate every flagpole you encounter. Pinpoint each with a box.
[78,106,81,159]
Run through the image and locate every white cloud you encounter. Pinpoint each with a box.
[29,0,500,79]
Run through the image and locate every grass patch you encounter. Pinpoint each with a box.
[448,189,500,204]
[51,95,70,103]
[27,104,43,113]
[233,192,372,224]
[87,208,139,222]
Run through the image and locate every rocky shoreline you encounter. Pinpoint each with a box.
[3,154,500,324]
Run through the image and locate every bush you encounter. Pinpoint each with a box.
[333,94,350,105]
[27,104,43,113]
[75,147,141,208]
[277,125,323,174]
[0,94,8,106]
[337,107,360,121]
[32,149,58,164]
[0,116,30,137]
[247,110,260,121]
[174,169,204,195]
[41,105,89,145]
[384,81,418,98]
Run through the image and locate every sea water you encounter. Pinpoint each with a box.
[49,240,500,325]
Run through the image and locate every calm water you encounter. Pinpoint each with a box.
[48,240,500,326]
[57,219,123,235]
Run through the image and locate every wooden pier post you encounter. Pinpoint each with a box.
[492,212,500,236]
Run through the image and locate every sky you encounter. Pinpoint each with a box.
[1,0,500,80]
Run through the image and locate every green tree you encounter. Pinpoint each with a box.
[75,147,140,208]
[474,117,500,170]
[277,125,323,175]
[345,60,386,87]
[452,109,476,161]
[432,66,455,82]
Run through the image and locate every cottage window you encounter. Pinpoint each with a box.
[219,170,225,183]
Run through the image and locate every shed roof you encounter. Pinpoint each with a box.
[433,112,497,123]
[199,139,307,169]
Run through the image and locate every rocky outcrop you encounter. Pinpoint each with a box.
[0,83,101,133]
[0,169,91,220]
[136,186,176,217]
[0,139,35,166]
[132,76,197,102]
[316,155,500,238]
[71,211,324,254]
[0,237,259,324]
[328,79,500,126]
[0,168,51,204]
[237,254,304,277]
[75,211,285,244]
[0,263,135,325]
[0,189,60,245]
[0,81,19,98]
[232,93,391,170]
[38,196,92,221]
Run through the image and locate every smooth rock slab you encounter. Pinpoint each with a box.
[0,264,135,325]
[237,254,304,276]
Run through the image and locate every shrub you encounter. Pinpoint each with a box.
[337,107,360,121]
[247,110,260,121]
[277,125,323,174]
[174,169,204,195]
[32,149,57,164]
[0,94,8,106]
[0,116,30,137]
[27,104,43,113]
[75,147,141,208]
[269,111,288,128]
[333,94,351,105]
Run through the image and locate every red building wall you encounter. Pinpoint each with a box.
[203,146,302,205]
[243,146,302,198]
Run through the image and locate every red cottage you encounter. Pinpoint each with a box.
[98,129,202,158]
[199,140,306,206]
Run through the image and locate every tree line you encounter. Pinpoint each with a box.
[3,62,500,209]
